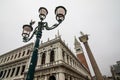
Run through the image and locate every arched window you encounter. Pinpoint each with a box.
[70,58,72,65]
[10,68,15,77]
[14,54,17,59]
[27,50,30,55]
[50,50,55,62]
[0,71,3,78]
[11,55,13,60]
[7,56,10,61]
[62,49,65,61]
[15,67,20,76]
[1,59,3,63]
[6,69,11,78]
[41,53,46,65]
[70,76,72,80]
[2,70,7,78]
[21,65,25,75]
[22,51,25,56]
[67,55,69,63]
[49,75,56,80]
[4,57,7,62]
[18,53,21,58]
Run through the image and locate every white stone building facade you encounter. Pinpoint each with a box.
[0,36,91,80]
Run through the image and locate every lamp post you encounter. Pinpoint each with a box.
[22,6,67,80]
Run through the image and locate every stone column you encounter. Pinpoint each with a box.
[45,75,48,80]
[55,48,58,61]
[45,51,50,64]
[72,77,75,80]
[59,72,65,80]
[68,56,71,65]
[25,54,32,72]
[37,53,41,66]
[79,33,103,80]
[56,73,59,80]
[68,76,70,80]
[57,47,63,63]
[64,53,67,63]
[34,77,37,80]
[67,56,69,65]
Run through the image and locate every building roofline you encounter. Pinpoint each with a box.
[0,43,34,57]
[39,36,89,73]
[0,36,89,73]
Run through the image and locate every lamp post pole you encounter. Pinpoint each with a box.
[79,32,103,80]
[25,22,42,80]
[21,6,67,80]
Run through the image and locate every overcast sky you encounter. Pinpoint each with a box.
[0,0,120,76]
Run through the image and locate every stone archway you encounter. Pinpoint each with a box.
[49,75,56,80]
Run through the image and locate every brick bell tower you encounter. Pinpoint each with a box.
[74,36,89,69]
[74,36,92,79]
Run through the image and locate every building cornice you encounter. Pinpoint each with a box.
[0,56,29,67]
[0,43,33,57]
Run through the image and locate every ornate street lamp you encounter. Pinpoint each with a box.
[22,6,67,80]
[22,24,33,41]
[38,7,48,21]
[55,6,67,23]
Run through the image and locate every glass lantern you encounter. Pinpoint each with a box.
[22,25,33,38]
[38,7,48,21]
[55,6,67,23]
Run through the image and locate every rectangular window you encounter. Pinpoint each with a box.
[18,53,21,58]
[14,54,17,59]
[15,67,20,76]
[10,68,15,77]
[7,56,10,61]
[22,51,25,56]
[0,71,3,78]
[41,53,46,65]
[6,69,11,78]
[21,65,25,75]
[62,50,65,61]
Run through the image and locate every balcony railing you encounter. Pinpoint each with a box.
[37,60,63,70]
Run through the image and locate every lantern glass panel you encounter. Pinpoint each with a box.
[55,6,66,16]
[22,25,33,38]
[55,6,67,22]
[56,14,64,22]
[39,7,48,20]
[23,26,32,32]
[39,8,48,16]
